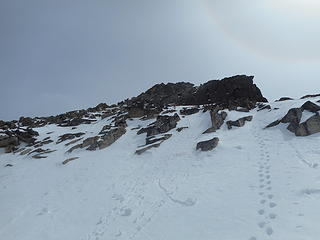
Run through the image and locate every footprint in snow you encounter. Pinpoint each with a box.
[269,213,277,219]
[258,221,266,228]
[266,227,274,236]
[269,202,277,208]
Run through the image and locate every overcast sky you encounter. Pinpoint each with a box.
[1,0,320,120]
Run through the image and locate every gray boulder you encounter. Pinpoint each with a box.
[196,137,219,151]
[209,109,227,132]
[280,108,302,133]
[98,127,126,149]
[295,114,320,136]
[138,114,180,137]
[301,101,320,113]
[226,116,253,129]
[0,136,19,148]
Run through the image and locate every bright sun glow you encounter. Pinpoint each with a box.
[271,0,320,16]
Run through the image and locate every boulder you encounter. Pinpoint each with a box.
[0,136,19,148]
[127,75,267,110]
[142,114,180,137]
[97,127,126,150]
[56,132,85,144]
[301,101,320,113]
[226,116,253,129]
[127,107,145,118]
[196,137,219,151]
[295,115,320,136]
[281,108,302,133]
[209,109,227,132]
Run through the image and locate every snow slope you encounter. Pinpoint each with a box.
[1,98,320,240]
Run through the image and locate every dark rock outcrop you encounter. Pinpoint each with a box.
[127,75,267,111]
[56,132,85,144]
[204,108,227,133]
[226,116,253,129]
[196,137,219,151]
[97,127,126,150]
[301,101,320,113]
[138,114,180,137]
[295,115,320,136]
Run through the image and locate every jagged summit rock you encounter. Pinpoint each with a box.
[126,75,267,112]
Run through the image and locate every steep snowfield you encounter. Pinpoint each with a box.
[1,98,320,240]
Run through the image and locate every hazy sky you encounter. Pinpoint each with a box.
[1,0,320,120]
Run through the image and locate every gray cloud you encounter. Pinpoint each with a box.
[1,0,319,120]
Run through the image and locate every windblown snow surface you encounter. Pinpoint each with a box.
[1,98,320,240]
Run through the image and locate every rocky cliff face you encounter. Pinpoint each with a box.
[126,75,267,113]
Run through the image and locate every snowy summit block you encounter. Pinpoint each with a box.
[196,137,219,151]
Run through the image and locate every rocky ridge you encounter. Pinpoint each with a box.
[1,74,320,161]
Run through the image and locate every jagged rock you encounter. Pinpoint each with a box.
[295,115,320,136]
[5,145,17,153]
[58,118,96,127]
[67,136,99,153]
[19,117,34,127]
[146,134,172,145]
[129,82,195,109]
[62,157,79,165]
[180,107,199,115]
[177,127,188,132]
[196,137,219,151]
[56,132,85,144]
[190,75,267,109]
[97,127,126,150]
[226,116,253,129]
[281,108,302,133]
[301,94,320,99]
[301,101,320,113]
[276,97,293,102]
[209,109,227,132]
[127,107,145,118]
[0,136,19,148]
[146,114,180,137]
[101,110,117,120]
[99,125,112,134]
[127,75,267,110]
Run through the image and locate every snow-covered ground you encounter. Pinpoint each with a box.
[1,98,320,240]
